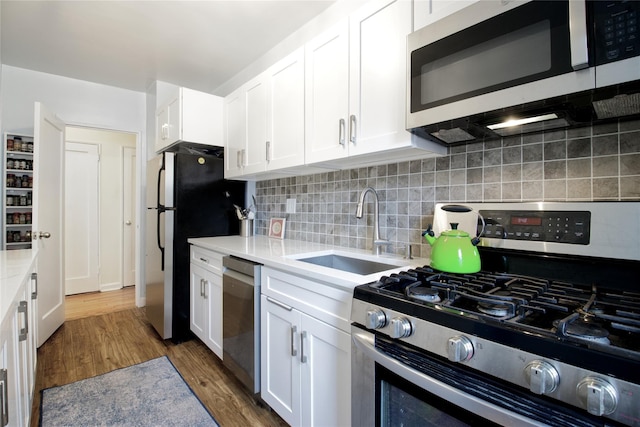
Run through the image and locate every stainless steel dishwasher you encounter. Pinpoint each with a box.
[222,255,261,394]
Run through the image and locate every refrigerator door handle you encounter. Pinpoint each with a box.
[156,157,166,270]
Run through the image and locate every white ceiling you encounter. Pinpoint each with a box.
[1,0,335,94]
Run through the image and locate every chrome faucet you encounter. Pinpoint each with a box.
[355,187,391,255]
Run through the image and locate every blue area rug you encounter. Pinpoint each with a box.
[40,356,218,426]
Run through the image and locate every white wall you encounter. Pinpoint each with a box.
[1,65,145,134]
[1,65,147,305]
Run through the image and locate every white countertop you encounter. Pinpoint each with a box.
[188,235,428,291]
[1,249,38,325]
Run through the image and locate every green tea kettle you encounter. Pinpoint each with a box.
[422,205,485,274]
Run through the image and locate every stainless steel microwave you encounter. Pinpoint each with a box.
[407,0,640,144]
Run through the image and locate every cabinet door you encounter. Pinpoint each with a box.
[300,312,351,427]
[155,94,180,152]
[205,272,223,359]
[15,290,31,426]
[190,264,208,343]
[267,48,305,171]
[304,20,350,164]
[224,88,246,178]
[260,295,301,426]
[348,0,412,157]
[243,77,268,175]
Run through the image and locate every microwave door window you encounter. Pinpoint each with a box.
[419,21,552,108]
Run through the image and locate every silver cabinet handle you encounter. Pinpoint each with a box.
[291,325,298,357]
[18,300,28,342]
[266,296,292,311]
[266,141,271,162]
[569,1,588,70]
[125,220,132,225]
[349,114,357,144]
[241,149,246,167]
[31,272,38,300]
[236,150,241,168]
[199,257,209,264]
[161,123,169,140]
[200,278,205,297]
[0,369,7,427]
[39,231,51,239]
[339,118,346,146]
[301,331,308,363]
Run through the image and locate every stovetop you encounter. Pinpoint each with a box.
[366,266,640,360]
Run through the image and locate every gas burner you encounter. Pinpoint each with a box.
[477,301,511,317]
[554,317,611,345]
[407,286,441,303]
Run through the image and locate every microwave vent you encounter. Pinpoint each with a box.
[430,128,476,143]
[592,93,640,119]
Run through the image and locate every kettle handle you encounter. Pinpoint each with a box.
[440,204,485,246]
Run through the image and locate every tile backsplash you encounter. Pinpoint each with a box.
[255,120,640,258]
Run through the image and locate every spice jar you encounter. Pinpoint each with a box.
[13,137,22,152]
[6,196,14,206]
[22,175,29,187]
[7,139,14,151]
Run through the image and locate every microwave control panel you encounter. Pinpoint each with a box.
[593,0,639,64]
[478,210,591,245]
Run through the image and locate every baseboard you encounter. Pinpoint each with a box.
[100,282,123,292]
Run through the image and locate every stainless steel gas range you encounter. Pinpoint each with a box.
[351,202,640,427]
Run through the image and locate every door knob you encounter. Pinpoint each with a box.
[125,220,132,225]
[39,232,51,239]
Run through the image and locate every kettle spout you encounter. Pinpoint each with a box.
[422,226,436,246]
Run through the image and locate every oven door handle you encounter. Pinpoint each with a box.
[351,329,546,427]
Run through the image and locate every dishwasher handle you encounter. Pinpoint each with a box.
[223,255,261,277]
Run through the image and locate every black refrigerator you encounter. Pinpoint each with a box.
[145,144,245,342]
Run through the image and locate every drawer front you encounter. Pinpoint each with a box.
[190,246,224,275]
[261,267,351,333]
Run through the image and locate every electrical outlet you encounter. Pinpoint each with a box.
[286,198,296,214]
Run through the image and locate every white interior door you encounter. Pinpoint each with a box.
[33,102,66,347]
[64,141,99,295]
[123,146,136,287]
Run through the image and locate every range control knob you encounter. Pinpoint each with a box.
[365,309,387,329]
[524,361,559,395]
[447,335,474,362]
[389,317,413,338]
[577,377,618,416]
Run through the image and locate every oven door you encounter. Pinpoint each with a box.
[351,326,603,427]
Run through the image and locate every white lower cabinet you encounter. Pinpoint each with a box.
[1,268,37,427]
[189,247,223,359]
[260,267,351,427]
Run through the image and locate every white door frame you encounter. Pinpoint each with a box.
[122,145,136,288]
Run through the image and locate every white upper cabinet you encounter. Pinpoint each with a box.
[414,0,480,31]
[267,49,305,171]
[305,0,445,168]
[223,88,246,178]
[155,87,223,153]
[304,20,350,164]
[224,48,306,179]
[243,76,269,175]
[348,0,412,156]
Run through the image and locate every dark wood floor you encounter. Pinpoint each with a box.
[30,306,288,427]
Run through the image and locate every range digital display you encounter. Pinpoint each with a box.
[510,216,542,226]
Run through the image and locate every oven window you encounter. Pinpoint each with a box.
[376,365,498,427]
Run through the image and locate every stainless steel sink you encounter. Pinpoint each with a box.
[295,253,402,275]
